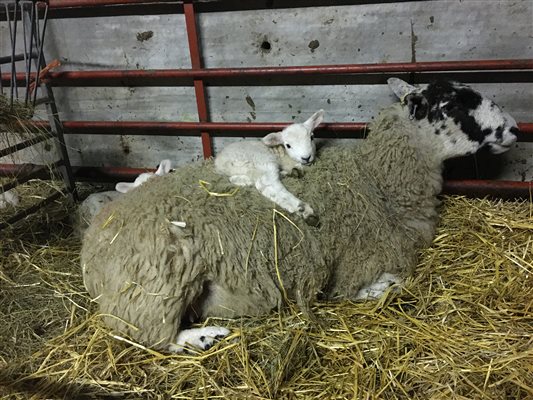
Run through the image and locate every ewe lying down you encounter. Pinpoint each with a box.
[82,79,518,352]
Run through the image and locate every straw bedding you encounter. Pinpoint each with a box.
[0,194,531,399]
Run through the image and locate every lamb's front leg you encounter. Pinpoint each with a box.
[280,164,304,178]
[255,172,318,226]
[355,272,403,300]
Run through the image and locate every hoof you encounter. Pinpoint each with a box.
[169,326,230,353]
[305,214,320,227]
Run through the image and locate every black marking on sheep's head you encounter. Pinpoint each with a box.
[387,78,518,157]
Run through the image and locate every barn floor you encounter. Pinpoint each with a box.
[0,192,532,399]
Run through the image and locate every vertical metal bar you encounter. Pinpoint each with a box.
[32,1,49,106]
[5,2,17,104]
[23,3,79,201]
[183,1,213,159]
[21,0,36,105]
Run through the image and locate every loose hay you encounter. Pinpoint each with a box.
[0,196,532,399]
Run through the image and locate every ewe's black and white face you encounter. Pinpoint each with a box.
[388,78,518,157]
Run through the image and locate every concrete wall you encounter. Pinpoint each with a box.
[1,0,532,180]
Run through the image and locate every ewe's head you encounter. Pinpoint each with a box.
[262,110,324,165]
[388,78,518,158]
[115,159,173,193]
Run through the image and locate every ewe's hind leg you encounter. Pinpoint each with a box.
[255,171,318,225]
[169,326,230,353]
[355,273,403,300]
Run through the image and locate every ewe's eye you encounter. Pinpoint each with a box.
[285,143,292,149]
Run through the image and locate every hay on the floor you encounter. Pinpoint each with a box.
[0,196,532,399]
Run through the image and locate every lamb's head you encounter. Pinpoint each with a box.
[387,78,518,159]
[115,159,173,193]
[262,110,324,165]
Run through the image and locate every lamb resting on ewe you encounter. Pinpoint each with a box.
[215,110,323,225]
[81,79,518,352]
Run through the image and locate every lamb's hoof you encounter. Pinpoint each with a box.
[305,214,320,227]
[292,167,304,178]
[169,326,230,353]
[297,203,319,226]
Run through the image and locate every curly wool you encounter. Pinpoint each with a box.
[82,104,443,347]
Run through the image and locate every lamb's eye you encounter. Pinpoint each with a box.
[310,134,314,140]
[286,143,291,149]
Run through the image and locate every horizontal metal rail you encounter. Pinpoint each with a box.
[0,162,530,200]
[0,190,63,230]
[0,160,63,193]
[0,134,51,158]
[0,52,37,65]
[0,1,429,19]
[3,59,533,87]
[27,120,533,141]
[59,121,367,136]
[49,0,160,6]
[444,180,532,200]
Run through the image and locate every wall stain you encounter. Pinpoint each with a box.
[308,40,320,53]
[245,95,256,110]
[136,31,154,42]
[119,135,131,155]
[410,20,418,63]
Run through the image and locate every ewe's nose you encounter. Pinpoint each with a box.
[301,155,312,164]
[505,127,519,146]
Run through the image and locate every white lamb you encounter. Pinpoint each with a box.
[0,189,19,209]
[215,110,324,225]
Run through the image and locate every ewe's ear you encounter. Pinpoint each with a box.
[156,159,172,175]
[262,131,284,147]
[405,93,429,120]
[303,109,324,131]
[115,182,134,193]
[387,78,417,100]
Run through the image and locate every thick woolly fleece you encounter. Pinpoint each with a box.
[82,103,444,348]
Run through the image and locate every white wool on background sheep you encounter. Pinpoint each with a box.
[215,110,323,225]
[81,79,518,352]
[0,190,19,209]
[73,190,122,238]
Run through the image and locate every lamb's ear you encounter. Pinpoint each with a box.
[303,109,324,131]
[387,78,417,99]
[155,159,172,175]
[115,182,135,193]
[262,131,284,147]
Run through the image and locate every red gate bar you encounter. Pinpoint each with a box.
[27,120,533,140]
[49,0,162,6]
[0,163,530,200]
[4,59,533,86]
[443,180,533,200]
[183,1,212,158]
